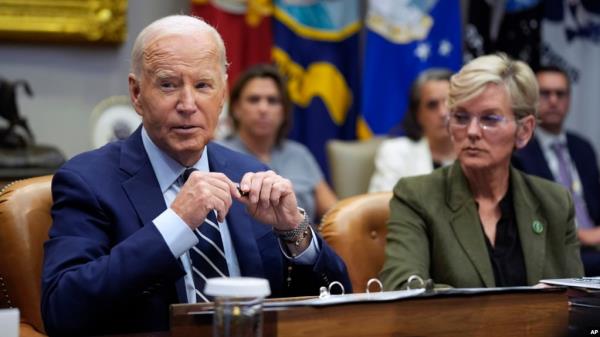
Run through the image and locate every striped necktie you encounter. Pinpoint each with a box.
[179,167,230,302]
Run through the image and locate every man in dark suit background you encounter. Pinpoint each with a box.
[513,65,600,276]
[41,15,350,336]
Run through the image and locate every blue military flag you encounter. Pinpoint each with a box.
[272,0,361,176]
[360,0,462,138]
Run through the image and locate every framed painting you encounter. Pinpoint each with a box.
[0,0,127,43]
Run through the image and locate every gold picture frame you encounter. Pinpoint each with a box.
[0,0,127,43]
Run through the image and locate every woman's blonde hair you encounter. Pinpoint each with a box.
[449,53,538,119]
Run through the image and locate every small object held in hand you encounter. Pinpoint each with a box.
[236,184,249,197]
[182,168,248,197]
[182,167,197,184]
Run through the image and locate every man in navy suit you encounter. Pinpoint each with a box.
[41,15,350,336]
[513,65,600,276]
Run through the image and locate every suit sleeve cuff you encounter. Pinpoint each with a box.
[154,208,198,258]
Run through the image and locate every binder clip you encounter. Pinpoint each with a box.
[406,275,434,293]
[319,281,345,298]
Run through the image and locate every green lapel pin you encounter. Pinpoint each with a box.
[532,220,544,234]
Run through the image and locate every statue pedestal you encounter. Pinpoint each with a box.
[0,145,65,187]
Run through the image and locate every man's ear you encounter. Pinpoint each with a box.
[515,115,536,149]
[128,74,143,117]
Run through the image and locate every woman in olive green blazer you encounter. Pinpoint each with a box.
[381,54,584,290]
[381,162,583,289]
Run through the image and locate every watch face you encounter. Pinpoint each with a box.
[90,96,141,149]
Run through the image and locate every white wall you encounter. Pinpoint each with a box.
[0,0,190,159]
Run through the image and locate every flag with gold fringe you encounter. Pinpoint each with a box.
[272,0,361,176]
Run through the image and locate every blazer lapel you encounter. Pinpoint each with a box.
[510,167,546,285]
[120,127,167,226]
[446,163,495,287]
[207,144,267,278]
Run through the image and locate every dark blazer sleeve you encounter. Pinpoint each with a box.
[41,168,184,335]
[380,177,436,291]
[284,234,352,296]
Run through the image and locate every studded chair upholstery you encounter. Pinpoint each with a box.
[0,175,53,337]
[319,192,392,293]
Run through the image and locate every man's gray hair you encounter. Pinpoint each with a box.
[130,15,228,79]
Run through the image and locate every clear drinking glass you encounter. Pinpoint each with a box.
[205,277,271,337]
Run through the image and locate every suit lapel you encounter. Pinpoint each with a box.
[446,163,495,287]
[120,127,167,226]
[511,167,546,285]
[207,143,267,278]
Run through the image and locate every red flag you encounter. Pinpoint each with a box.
[191,0,273,88]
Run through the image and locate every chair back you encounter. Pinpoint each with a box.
[326,138,384,199]
[0,176,52,336]
[319,192,392,293]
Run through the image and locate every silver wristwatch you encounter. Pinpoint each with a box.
[273,207,310,242]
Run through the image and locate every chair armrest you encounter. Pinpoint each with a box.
[20,322,47,337]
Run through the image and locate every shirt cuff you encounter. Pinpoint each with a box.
[154,208,199,258]
[278,226,320,264]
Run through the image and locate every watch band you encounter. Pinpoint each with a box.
[273,207,310,243]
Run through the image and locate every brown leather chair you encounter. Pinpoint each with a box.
[319,192,392,293]
[0,175,52,337]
